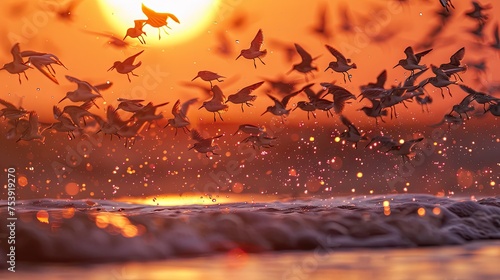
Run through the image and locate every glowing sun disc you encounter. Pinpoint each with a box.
[97,0,221,46]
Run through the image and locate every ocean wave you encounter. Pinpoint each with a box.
[1,194,499,264]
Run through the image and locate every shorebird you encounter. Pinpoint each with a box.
[117,120,147,148]
[321,83,356,114]
[0,99,28,121]
[393,46,432,76]
[339,115,367,148]
[293,101,317,120]
[236,29,267,68]
[324,44,357,83]
[132,101,169,129]
[287,43,319,82]
[359,99,388,125]
[108,50,144,82]
[199,85,228,122]
[60,75,110,108]
[141,3,180,40]
[387,138,424,163]
[459,84,499,112]
[21,51,67,84]
[439,47,466,81]
[419,65,458,98]
[242,134,277,150]
[115,98,145,113]
[189,130,222,157]
[123,20,147,44]
[1,43,32,84]
[261,85,304,121]
[191,71,225,87]
[43,115,79,140]
[465,1,491,24]
[16,111,45,143]
[54,102,95,127]
[449,95,475,119]
[233,124,265,136]
[165,98,198,135]
[226,81,264,112]
[430,114,464,127]
[94,105,129,139]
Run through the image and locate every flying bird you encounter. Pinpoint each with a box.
[236,29,267,68]
[141,3,180,40]
[108,50,144,82]
[287,43,319,82]
[324,44,357,83]
[1,43,32,84]
[226,81,264,112]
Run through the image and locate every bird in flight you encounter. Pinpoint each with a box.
[141,3,180,40]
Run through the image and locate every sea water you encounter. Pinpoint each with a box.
[1,194,499,279]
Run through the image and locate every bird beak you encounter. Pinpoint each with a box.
[324,67,330,72]
[0,66,5,71]
[107,65,115,72]
[198,104,204,109]
[191,75,199,81]
[123,34,128,40]
[261,110,268,116]
[58,96,67,104]
[392,63,399,69]
[235,54,242,60]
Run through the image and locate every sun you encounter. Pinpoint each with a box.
[97,0,221,46]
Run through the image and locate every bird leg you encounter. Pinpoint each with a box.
[439,88,445,99]
[253,59,257,69]
[126,73,132,82]
[342,72,347,83]
[258,57,266,65]
[217,111,224,121]
[131,71,139,77]
[446,87,452,97]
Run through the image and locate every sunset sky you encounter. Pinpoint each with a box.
[1,0,499,200]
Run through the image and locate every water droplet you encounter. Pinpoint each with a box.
[419,12,423,16]
[212,198,216,202]
[36,88,40,91]
[235,40,240,44]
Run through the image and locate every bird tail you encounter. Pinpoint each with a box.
[261,49,268,58]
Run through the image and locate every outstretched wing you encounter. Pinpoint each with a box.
[123,50,144,65]
[294,43,313,63]
[449,47,465,66]
[211,85,226,103]
[325,44,347,63]
[191,129,205,142]
[180,98,198,118]
[142,4,180,25]
[250,29,264,51]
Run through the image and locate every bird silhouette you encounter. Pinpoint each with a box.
[236,29,267,68]
[108,50,144,82]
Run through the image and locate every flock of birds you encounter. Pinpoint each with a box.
[0,1,499,163]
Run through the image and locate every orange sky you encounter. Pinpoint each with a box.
[1,0,499,125]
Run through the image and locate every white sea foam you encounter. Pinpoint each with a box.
[1,194,499,264]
